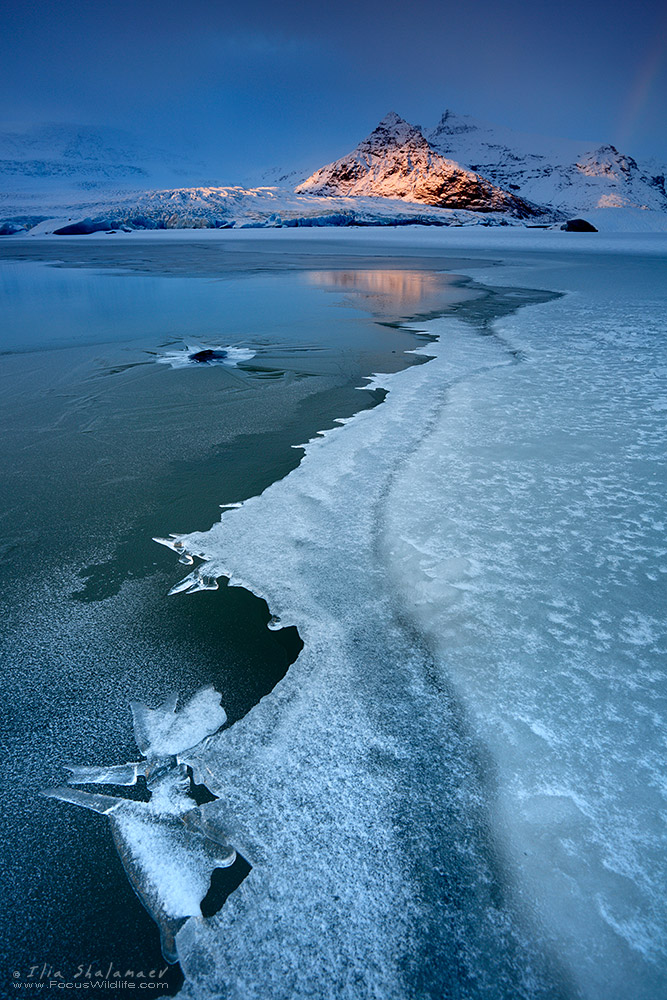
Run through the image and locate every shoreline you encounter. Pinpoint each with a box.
[3,223,667,259]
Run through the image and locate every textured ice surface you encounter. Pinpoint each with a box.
[382,251,667,999]
[166,242,667,999]
[165,317,565,997]
[45,689,233,963]
[130,687,227,758]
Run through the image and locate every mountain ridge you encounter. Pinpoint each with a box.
[296,112,538,218]
[0,122,203,193]
[426,109,667,213]
[2,110,667,233]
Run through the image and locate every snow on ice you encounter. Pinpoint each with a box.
[44,688,235,964]
[158,234,667,1000]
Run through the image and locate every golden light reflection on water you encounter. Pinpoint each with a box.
[305,269,470,319]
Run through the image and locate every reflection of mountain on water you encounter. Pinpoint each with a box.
[306,268,476,320]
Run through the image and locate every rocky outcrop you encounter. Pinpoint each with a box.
[561,218,598,232]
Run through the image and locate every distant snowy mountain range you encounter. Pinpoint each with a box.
[426,110,667,214]
[0,123,200,189]
[2,112,666,234]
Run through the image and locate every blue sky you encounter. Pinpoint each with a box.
[1,0,666,180]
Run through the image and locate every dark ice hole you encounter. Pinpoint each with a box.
[200,855,253,919]
[188,349,228,363]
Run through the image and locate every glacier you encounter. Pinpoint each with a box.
[143,232,667,999]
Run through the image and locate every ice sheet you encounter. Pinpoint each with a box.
[165,240,666,999]
[383,250,667,998]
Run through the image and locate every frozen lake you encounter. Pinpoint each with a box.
[0,237,471,993]
[161,232,666,1000]
[1,229,665,999]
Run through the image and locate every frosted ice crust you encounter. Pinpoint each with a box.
[44,686,235,964]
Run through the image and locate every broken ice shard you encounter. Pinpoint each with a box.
[65,762,145,786]
[152,535,195,565]
[43,687,234,964]
[130,686,227,758]
[167,570,220,595]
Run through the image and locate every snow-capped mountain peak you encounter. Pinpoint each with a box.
[359,111,427,150]
[3,110,667,234]
[296,113,538,217]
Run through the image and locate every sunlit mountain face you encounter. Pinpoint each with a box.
[296,112,538,217]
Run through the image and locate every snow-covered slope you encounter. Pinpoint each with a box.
[297,113,538,218]
[427,110,667,214]
[0,123,201,195]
